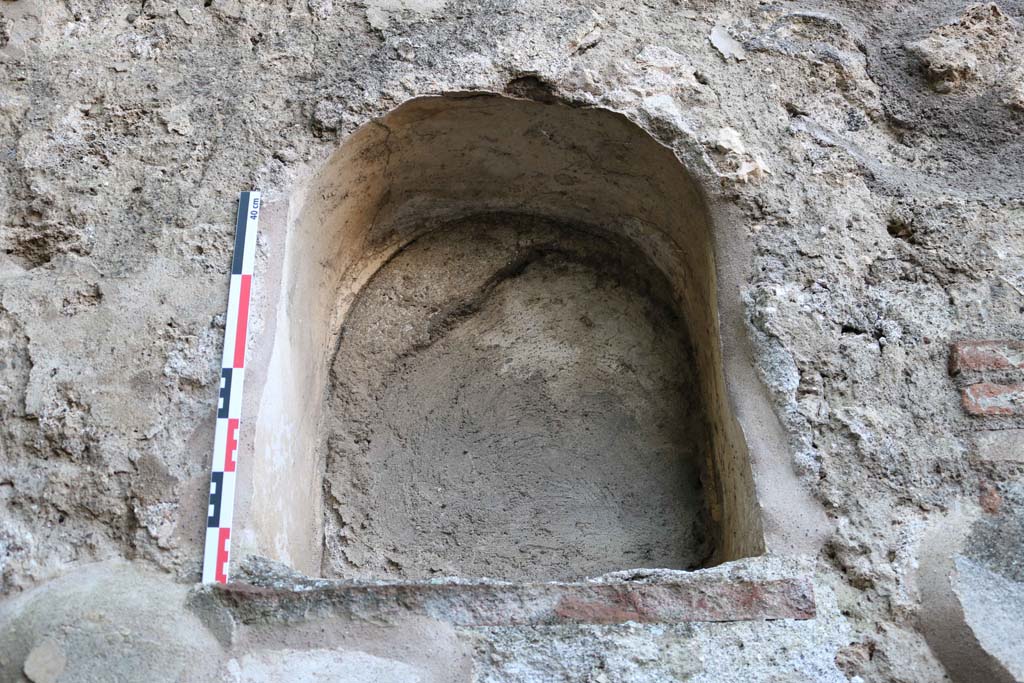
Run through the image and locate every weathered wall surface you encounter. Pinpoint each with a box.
[0,0,1022,681]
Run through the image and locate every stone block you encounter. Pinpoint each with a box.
[971,429,1024,462]
[918,484,1024,683]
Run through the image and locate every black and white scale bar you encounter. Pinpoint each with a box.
[202,191,260,585]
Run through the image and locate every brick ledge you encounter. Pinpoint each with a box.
[192,557,816,627]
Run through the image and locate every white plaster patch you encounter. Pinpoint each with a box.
[224,649,426,683]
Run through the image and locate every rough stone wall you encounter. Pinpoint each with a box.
[0,0,1022,681]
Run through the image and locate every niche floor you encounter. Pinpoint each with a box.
[322,214,711,581]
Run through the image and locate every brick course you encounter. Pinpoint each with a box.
[961,382,1024,417]
[200,575,816,626]
[949,340,1024,376]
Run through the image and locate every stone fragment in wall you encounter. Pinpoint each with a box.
[133,501,179,549]
[0,1,64,59]
[798,394,831,425]
[905,3,1023,99]
[140,0,176,19]
[363,0,446,34]
[834,639,876,680]
[163,326,221,389]
[709,127,771,183]
[130,451,181,549]
[0,14,11,49]
[567,9,603,55]
[1005,77,1024,110]
[907,39,976,92]
[748,12,860,69]
[709,25,747,62]
[59,282,102,317]
[176,6,196,26]
[32,384,96,461]
[308,0,334,21]
[600,45,710,111]
[160,106,193,137]
[970,429,1024,462]
[23,639,66,683]
[714,127,746,155]
[979,482,1002,514]
[208,0,244,20]
[312,98,364,134]
[732,157,771,182]
[638,94,694,139]
[747,11,886,127]
[632,45,703,96]
[0,308,31,414]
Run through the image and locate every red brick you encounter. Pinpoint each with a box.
[949,340,1024,376]
[979,483,1002,514]
[962,382,1024,416]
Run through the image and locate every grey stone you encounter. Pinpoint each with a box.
[0,562,224,683]
[972,429,1024,463]
[919,484,1024,683]
[23,639,66,683]
[225,649,428,683]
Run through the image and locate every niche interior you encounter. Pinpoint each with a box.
[238,93,769,580]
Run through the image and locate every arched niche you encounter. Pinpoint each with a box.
[235,93,809,578]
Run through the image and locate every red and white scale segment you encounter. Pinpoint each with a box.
[202,191,260,584]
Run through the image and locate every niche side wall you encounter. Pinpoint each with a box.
[236,94,770,575]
